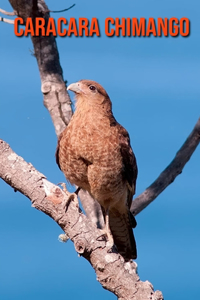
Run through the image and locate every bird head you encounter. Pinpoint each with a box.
[67,80,111,109]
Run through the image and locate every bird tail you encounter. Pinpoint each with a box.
[108,208,137,261]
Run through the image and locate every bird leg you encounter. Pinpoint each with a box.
[57,184,81,243]
[97,208,114,249]
[104,208,114,247]
[58,183,80,210]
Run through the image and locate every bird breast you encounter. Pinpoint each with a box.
[59,108,127,207]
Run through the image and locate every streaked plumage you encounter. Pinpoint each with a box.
[56,80,138,260]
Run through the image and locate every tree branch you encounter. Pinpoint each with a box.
[8,0,101,225]
[0,139,163,300]
[0,16,14,24]
[131,118,200,215]
[0,8,16,16]
[50,4,75,13]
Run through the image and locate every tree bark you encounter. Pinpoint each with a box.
[0,139,163,300]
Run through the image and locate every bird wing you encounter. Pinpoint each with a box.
[55,130,64,170]
[118,124,138,207]
[105,124,138,260]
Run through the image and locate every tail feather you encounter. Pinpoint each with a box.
[129,211,137,228]
[109,209,137,261]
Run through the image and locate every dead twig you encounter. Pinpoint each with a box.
[0,16,14,24]
[0,8,16,16]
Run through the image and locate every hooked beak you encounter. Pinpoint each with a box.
[67,82,83,94]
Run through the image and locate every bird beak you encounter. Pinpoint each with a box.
[67,82,82,94]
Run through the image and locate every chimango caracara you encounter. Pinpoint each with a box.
[56,80,138,260]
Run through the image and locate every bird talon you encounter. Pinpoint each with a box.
[70,193,79,208]
[107,246,114,253]
[57,182,69,194]
[61,192,79,212]
[97,228,114,248]
[57,183,79,210]
[96,231,107,242]
[96,228,116,255]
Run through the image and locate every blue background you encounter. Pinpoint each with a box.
[0,0,200,299]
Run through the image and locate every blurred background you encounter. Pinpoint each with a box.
[0,0,200,299]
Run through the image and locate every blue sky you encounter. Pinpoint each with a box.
[0,0,200,299]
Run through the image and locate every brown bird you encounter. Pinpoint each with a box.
[56,80,138,260]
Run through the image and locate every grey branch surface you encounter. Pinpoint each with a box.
[0,8,16,15]
[1,0,199,298]
[0,16,14,23]
[0,139,163,300]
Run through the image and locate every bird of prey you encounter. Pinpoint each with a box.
[56,80,138,260]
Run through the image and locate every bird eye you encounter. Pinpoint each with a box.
[89,85,96,91]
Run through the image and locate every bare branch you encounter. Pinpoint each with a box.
[50,4,75,13]
[0,139,163,300]
[9,0,101,236]
[0,16,14,24]
[131,117,200,215]
[0,8,16,16]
